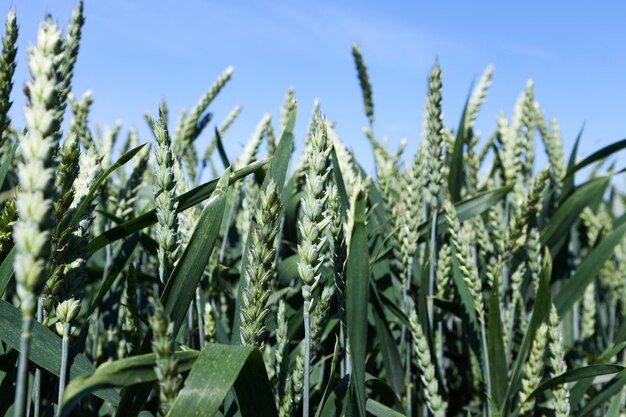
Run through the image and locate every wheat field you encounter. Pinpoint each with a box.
[1,3,626,417]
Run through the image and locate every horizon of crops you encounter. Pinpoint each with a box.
[1,3,626,417]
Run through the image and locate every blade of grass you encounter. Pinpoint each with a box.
[448,89,471,202]
[0,247,15,297]
[59,351,199,416]
[524,364,625,403]
[346,189,369,417]
[554,221,626,316]
[575,370,626,417]
[487,275,507,407]
[168,344,277,417]
[541,176,609,250]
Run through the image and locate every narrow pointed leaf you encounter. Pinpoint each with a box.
[487,275,507,407]
[60,351,199,416]
[168,344,277,417]
[346,189,369,417]
[555,221,626,316]
[0,247,14,297]
[524,364,624,403]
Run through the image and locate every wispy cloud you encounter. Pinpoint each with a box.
[258,2,478,69]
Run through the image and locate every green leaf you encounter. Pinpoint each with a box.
[502,250,552,415]
[0,300,118,404]
[346,189,369,417]
[0,141,18,189]
[555,221,626,316]
[116,170,230,417]
[316,336,341,416]
[524,364,625,403]
[365,399,406,417]
[606,392,623,417]
[417,184,513,241]
[330,146,350,218]
[448,90,471,202]
[487,275,507,407]
[215,127,231,169]
[230,105,295,343]
[168,344,277,417]
[162,169,230,335]
[564,137,626,180]
[486,395,502,417]
[575,370,626,417]
[72,143,149,226]
[562,125,584,198]
[60,351,199,416]
[88,158,268,252]
[317,376,349,417]
[371,282,404,394]
[541,176,609,250]
[0,247,15,298]
[454,184,513,221]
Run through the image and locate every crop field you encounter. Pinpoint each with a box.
[1,3,626,417]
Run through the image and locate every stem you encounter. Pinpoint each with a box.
[58,323,70,415]
[339,323,345,377]
[345,336,351,375]
[428,209,438,325]
[572,302,580,342]
[195,288,205,349]
[609,306,616,344]
[33,300,43,417]
[14,316,34,417]
[91,310,99,361]
[437,321,443,366]
[303,300,311,417]
[480,318,492,409]
[187,303,194,347]
[402,258,412,415]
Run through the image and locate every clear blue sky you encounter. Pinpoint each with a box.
[9,1,626,174]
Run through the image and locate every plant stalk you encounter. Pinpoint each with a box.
[14,316,34,417]
[58,322,71,415]
[195,288,205,348]
[303,302,311,417]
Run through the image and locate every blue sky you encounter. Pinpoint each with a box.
[9,1,626,175]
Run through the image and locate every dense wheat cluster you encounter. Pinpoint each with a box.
[2,4,626,417]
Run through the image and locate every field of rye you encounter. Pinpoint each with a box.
[2,3,626,417]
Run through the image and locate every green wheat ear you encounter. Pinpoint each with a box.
[13,17,65,417]
[351,43,374,125]
[152,105,180,285]
[150,298,181,417]
[0,8,17,148]
[240,179,282,349]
